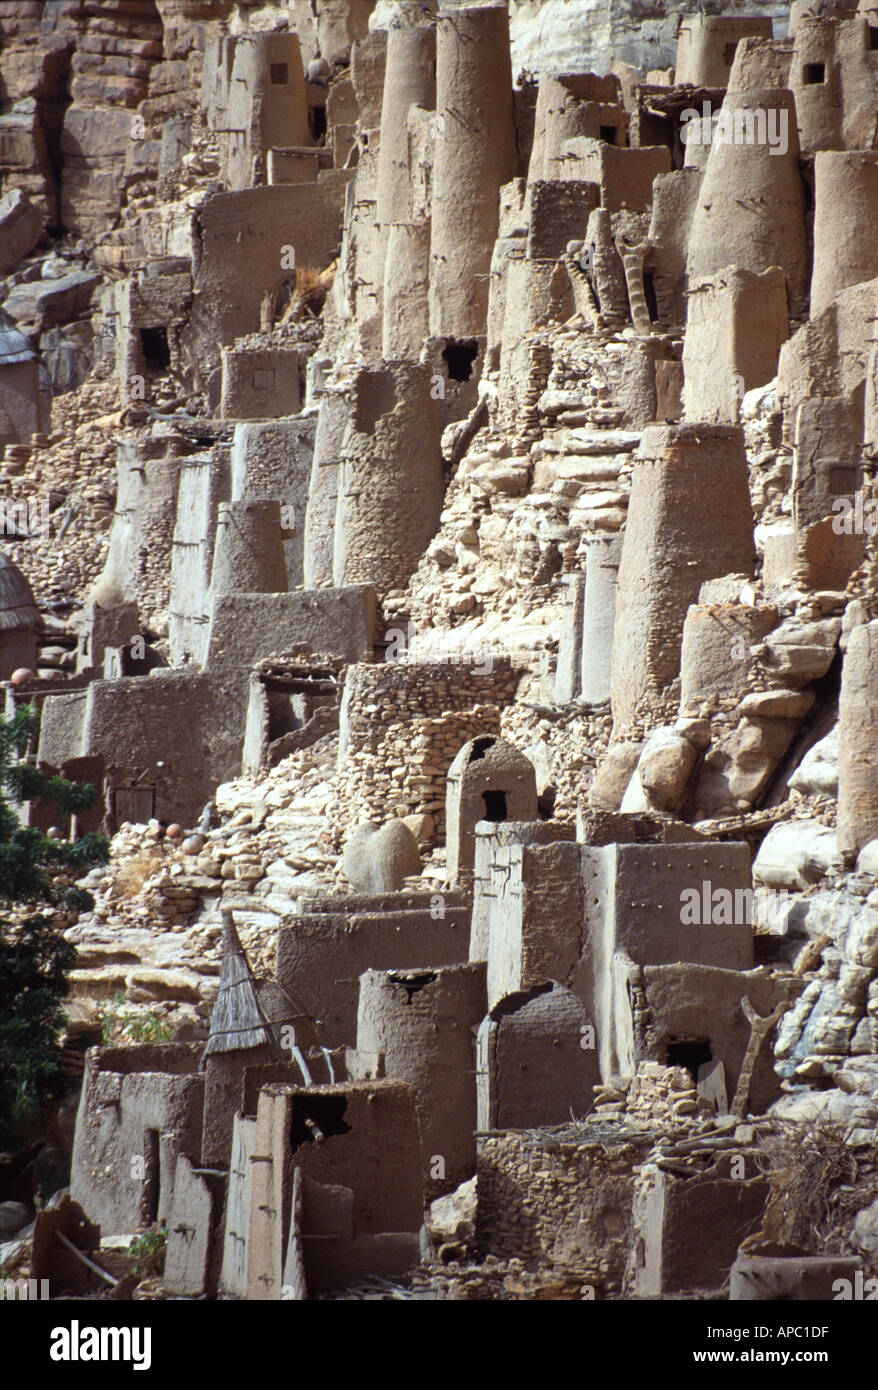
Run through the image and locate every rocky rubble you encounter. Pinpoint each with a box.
[2,0,878,1315]
[65,738,341,1029]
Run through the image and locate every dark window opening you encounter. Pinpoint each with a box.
[666,1037,712,1081]
[390,970,437,1002]
[139,326,170,373]
[267,691,297,740]
[724,42,738,66]
[599,124,618,145]
[310,104,327,141]
[270,62,288,85]
[637,110,676,164]
[869,26,878,50]
[140,1129,160,1225]
[468,736,496,764]
[829,465,859,494]
[482,789,508,822]
[442,338,479,383]
[643,271,659,323]
[121,640,160,676]
[291,1094,351,1151]
[803,62,826,85]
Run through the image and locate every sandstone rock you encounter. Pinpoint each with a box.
[426,1176,477,1245]
[833,1057,878,1096]
[126,970,202,1003]
[401,812,435,844]
[674,715,710,751]
[788,726,839,798]
[538,389,583,415]
[555,457,620,482]
[589,740,642,811]
[0,1202,30,1239]
[753,819,841,890]
[694,716,798,815]
[698,573,755,605]
[342,819,422,892]
[841,597,868,650]
[469,462,530,496]
[0,188,42,274]
[4,269,101,327]
[769,1089,835,1125]
[738,689,815,720]
[627,726,697,813]
[843,906,878,970]
[761,618,841,687]
[856,839,878,876]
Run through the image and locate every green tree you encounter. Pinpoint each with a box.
[0,703,108,1144]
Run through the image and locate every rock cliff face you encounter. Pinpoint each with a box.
[371,0,791,75]
[0,1,233,235]
[2,0,878,1314]
[507,0,790,75]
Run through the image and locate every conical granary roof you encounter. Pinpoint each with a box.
[203,911,272,1056]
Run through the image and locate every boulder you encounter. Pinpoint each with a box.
[40,322,94,394]
[425,1176,477,1245]
[856,839,878,876]
[694,716,798,815]
[738,689,814,719]
[627,726,697,813]
[401,812,434,845]
[753,819,841,890]
[834,1057,878,1096]
[4,270,101,327]
[844,906,878,970]
[342,819,422,892]
[0,1201,31,1239]
[788,725,838,797]
[590,740,642,810]
[0,189,42,275]
[761,618,841,687]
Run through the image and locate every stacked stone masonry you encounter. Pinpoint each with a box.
[2,0,878,1315]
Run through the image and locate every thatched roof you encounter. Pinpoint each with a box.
[0,553,40,632]
[203,912,273,1056]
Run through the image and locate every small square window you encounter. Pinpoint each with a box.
[724,42,738,66]
[270,63,288,85]
[829,466,858,494]
[803,62,826,85]
[253,369,275,390]
[869,25,878,51]
[600,124,618,145]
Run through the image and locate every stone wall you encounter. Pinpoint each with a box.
[476,1127,653,1292]
[333,659,521,841]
